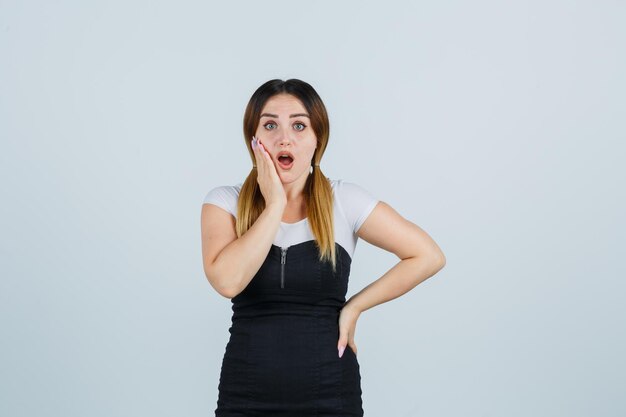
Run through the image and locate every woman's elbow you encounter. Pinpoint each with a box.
[417,249,445,271]
[206,275,238,299]
[204,264,240,299]
[433,250,446,270]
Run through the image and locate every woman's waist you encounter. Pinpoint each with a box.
[230,294,345,321]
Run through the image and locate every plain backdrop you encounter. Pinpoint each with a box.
[1,1,624,416]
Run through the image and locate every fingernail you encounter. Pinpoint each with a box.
[252,137,257,148]
[338,346,345,358]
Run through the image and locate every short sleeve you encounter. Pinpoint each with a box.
[336,180,380,234]
[202,185,240,218]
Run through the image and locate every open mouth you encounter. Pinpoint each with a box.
[277,153,294,169]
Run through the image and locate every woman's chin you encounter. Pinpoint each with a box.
[277,167,304,182]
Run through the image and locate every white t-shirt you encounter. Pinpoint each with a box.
[202,179,379,261]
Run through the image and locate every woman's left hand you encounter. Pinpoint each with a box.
[337,303,362,358]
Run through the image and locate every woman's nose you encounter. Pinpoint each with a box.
[277,129,292,145]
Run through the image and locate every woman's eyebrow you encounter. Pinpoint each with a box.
[260,113,310,118]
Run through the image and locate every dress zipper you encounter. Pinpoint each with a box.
[280,247,288,289]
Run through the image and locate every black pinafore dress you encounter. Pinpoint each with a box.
[215,240,364,416]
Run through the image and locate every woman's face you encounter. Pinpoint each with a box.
[254,93,317,183]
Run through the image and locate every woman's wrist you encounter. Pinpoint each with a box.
[343,298,363,315]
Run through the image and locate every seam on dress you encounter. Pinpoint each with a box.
[245,324,252,414]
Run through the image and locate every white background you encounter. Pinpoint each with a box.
[1,1,624,416]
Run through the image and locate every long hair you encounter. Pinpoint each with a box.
[236,79,337,272]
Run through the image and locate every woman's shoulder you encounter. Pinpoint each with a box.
[330,178,374,196]
[331,178,380,234]
[201,182,243,217]
[203,182,242,199]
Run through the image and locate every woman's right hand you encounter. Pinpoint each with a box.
[252,135,287,209]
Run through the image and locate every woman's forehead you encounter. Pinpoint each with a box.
[261,94,306,114]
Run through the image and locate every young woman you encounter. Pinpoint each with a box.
[201,78,446,416]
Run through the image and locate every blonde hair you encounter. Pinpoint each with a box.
[236,79,337,272]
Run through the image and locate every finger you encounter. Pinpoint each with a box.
[254,137,267,162]
[337,332,348,358]
[251,136,259,157]
[257,142,279,176]
[258,141,271,161]
[252,137,264,169]
[253,147,261,170]
[256,144,269,174]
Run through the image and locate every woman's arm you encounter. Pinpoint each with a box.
[202,137,288,299]
[201,201,285,299]
[344,201,446,314]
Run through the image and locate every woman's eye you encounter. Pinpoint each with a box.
[263,121,306,131]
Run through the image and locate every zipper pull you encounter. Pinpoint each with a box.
[280,247,288,289]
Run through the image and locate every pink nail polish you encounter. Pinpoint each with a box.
[338,346,345,358]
